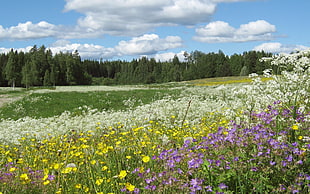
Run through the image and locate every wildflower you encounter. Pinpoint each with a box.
[75,184,82,189]
[119,170,127,179]
[292,124,298,130]
[218,183,228,189]
[205,185,212,192]
[53,163,60,170]
[142,156,150,163]
[20,173,30,183]
[96,178,104,186]
[7,157,13,163]
[90,160,96,165]
[190,178,204,192]
[270,161,276,165]
[102,166,108,171]
[43,180,50,185]
[9,167,16,172]
[125,182,135,192]
[188,158,203,169]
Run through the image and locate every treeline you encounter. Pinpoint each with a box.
[84,50,273,85]
[0,45,91,88]
[0,45,273,87]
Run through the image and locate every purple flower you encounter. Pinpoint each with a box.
[215,160,221,167]
[286,155,293,162]
[145,185,156,191]
[132,168,140,174]
[218,183,228,189]
[292,189,299,193]
[177,168,183,174]
[145,178,153,184]
[279,184,286,191]
[188,158,203,169]
[270,161,276,165]
[205,185,212,192]
[190,178,204,193]
[48,174,55,181]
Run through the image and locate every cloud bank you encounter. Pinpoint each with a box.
[253,42,309,53]
[0,34,183,60]
[193,20,276,43]
[0,0,261,41]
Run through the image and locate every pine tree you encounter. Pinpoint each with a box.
[21,59,39,88]
[43,70,52,86]
[4,50,18,89]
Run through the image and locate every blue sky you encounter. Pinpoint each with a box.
[0,0,309,61]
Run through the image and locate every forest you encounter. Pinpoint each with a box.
[0,45,273,87]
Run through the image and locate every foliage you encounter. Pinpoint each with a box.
[0,89,181,120]
[0,46,274,87]
[0,50,309,193]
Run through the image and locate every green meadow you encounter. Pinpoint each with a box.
[0,51,309,194]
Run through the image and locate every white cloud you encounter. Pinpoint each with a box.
[0,34,183,59]
[193,20,276,43]
[153,51,187,62]
[253,42,309,53]
[64,0,256,36]
[0,21,59,40]
[0,0,262,40]
[0,21,105,41]
[114,34,183,55]
[49,41,117,59]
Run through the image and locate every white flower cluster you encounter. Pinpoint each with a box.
[0,50,309,144]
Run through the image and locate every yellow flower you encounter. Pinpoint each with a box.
[125,182,135,192]
[53,163,60,170]
[126,156,132,159]
[102,166,108,171]
[298,136,303,140]
[90,160,96,165]
[20,173,30,182]
[83,186,89,192]
[96,178,104,186]
[292,124,299,130]
[7,157,13,163]
[142,156,150,163]
[42,159,48,163]
[9,167,16,172]
[43,180,50,185]
[118,170,127,179]
[43,174,49,181]
[75,184,82,189]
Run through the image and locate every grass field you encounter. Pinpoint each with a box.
[0,51,309,193]
[0,88,181,120]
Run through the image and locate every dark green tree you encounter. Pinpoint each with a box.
[4,50,19,88]
[21,59,39,88]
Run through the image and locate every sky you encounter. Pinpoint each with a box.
[0,0,309,61]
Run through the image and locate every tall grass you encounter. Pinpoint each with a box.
[0,89,181,120]
[0,50,309,193]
